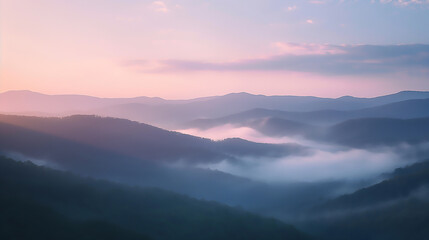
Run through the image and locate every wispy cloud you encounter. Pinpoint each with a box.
[286,5,298,11]
[274,42,344,55]
[318,0,429,6]
[152,1,169,13]
[372,0,429,6]
[309,0,327,4]
[125,44,429,76]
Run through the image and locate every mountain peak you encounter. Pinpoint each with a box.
[225,92,255,96]
[337,95,358,100]
[1,90,45,96]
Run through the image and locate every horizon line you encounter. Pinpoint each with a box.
[2,89,429,101]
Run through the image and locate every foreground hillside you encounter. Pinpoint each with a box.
[302,159,429,240]
[0,156,310,240]
[0,197,149,240]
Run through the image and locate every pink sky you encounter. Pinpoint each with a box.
[1,0,428,99]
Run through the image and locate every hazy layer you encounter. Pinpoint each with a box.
[179,125,422,183]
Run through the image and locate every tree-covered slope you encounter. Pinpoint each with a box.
[302,159,429,240]
[0,114,305,165]
[0,196,149,240]
[0,156,310,240]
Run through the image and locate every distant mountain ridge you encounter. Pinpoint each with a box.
[2,90,429,128]
[256,117,429,148]
[189,115,429,148]
[186,97,429,129]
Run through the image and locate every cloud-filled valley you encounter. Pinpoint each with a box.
[3,90,429,187]
[2,90,429,240]
[180,124,427,183]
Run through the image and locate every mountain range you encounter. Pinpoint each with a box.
[3,89,429,240]
[0,114,342,217]
[3,90,429,128]
[186,97,429,129]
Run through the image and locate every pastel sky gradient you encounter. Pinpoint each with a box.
[1,0,429,98]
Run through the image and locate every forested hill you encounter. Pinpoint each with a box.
[0,156,310,240]
[302,159,429,240]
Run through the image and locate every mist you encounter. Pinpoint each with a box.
[179,124,425,183]
[0,151,64,170]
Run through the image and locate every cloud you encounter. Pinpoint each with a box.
[324,0,429,6]
[126,44,429,76]
[152,1,169,13]
[177,125,298,144]
[274,43,345,55]
[286,5,298,11]
[1,151,64,170]
[306,19,314,24]
[203,148,409,183]
[309,0,327,4]
[374,0,429,6]
[178,124,427,183]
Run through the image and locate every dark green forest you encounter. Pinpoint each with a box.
[0,156,309,240]
[301,159,429,240]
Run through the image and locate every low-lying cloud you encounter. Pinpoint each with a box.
[179,124,427,183]
[201,148,408,183]
[178,125,296,144]
[1,151,64,170]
